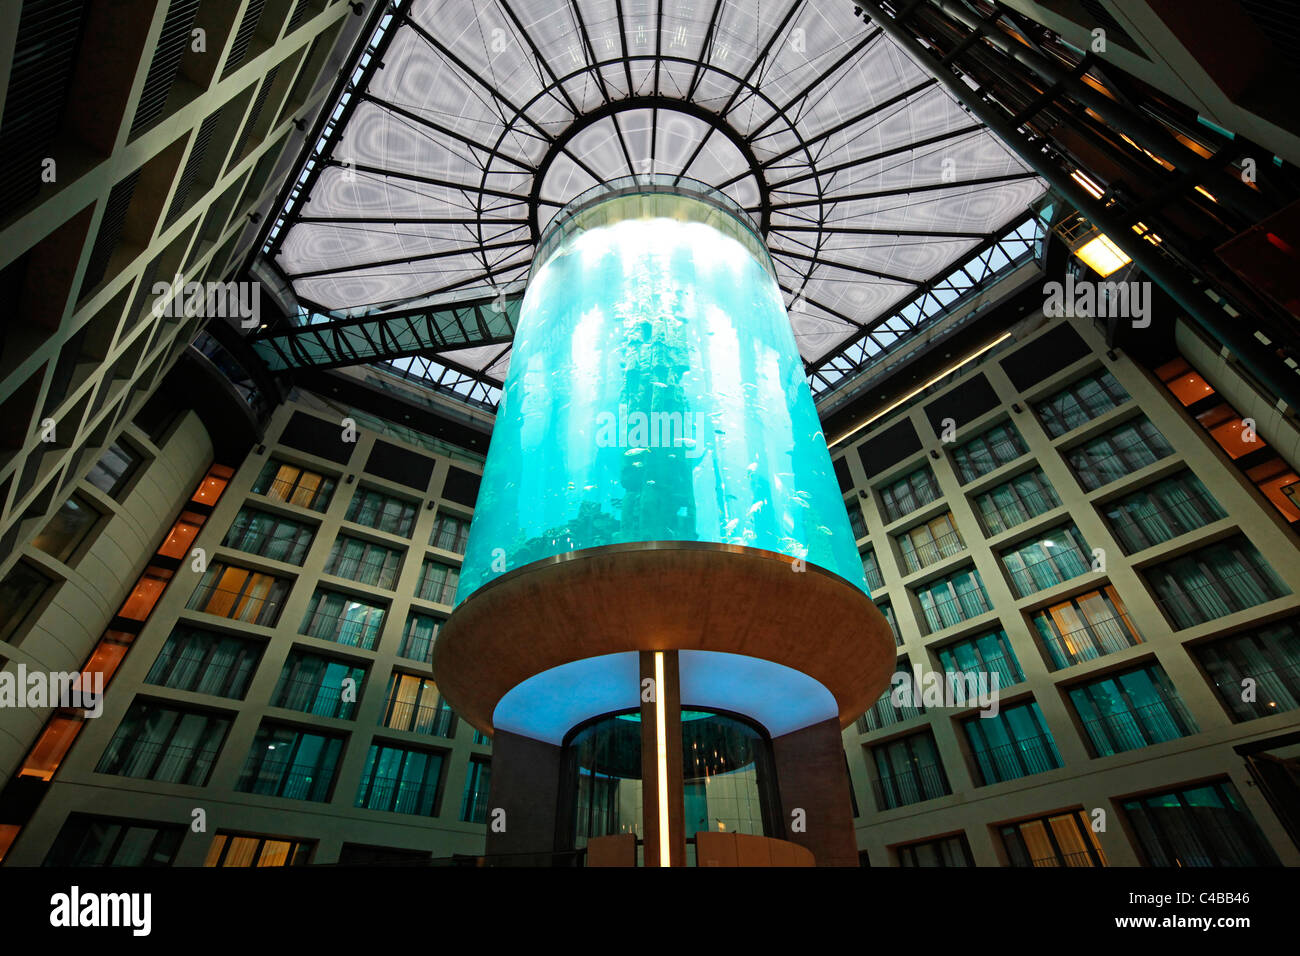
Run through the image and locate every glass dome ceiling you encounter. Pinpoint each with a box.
[258,0,1044,409]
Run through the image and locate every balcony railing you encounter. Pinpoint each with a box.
[256,476,332,512]
[301,610,385,650]
[1078,697,1196,755]
[919,589,993,633]
[1036,614,1140,670]
[274,676,358,720]
[356,774,439,815]
[1020,848,1103,868]
[324,554,400,589]
[97,739,221,786]
[881,480,942,524]
[976,488,1058,536]
[1152,567,1287,629]
[857,690,925,733]
[1069,441,1169,491]
[1105,488,1226,553]
[954,438,1025,482]
[900,529,965,574]
[187,583,285,627]
[970,733,1060,784]
[872,762,950,810]
[863,562,885,591]
[239,753,335,801]
[1208,661,1300,720]
[1004,546,1091,598]
[382,698,457,737]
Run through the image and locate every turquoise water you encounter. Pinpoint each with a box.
[456,197,865,603]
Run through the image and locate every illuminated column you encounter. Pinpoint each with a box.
[434,179,895,865]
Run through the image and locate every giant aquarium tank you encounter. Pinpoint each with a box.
[455,176,866,602]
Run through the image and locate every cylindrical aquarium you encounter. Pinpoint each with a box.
[456,176,864,603]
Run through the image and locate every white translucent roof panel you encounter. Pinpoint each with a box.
[268,0,1045,394]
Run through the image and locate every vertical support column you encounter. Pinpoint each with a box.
[771,717,861,866]
[484,729,562,863]
[640,650,685,866]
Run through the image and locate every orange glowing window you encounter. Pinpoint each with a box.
[158,513,204,559]
[103,628,136,645]
[191,464,234,506]
[118,570,171,620]
[1197,403,1267,459]
[81,637,130,689]
[0,825,19,864]
[18,715,84,781]
[1247,459,1300,523]
[1156,357,1216,407]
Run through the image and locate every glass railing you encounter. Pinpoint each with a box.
[976,488,1058,536]
[970,733,1060,784]
[1078,697,1196,755]
[382,699,456,737]
[187,584,285,627]
[872,762,950,810]
[1036,614,1140,670]
[1152,568,1287,629]
[1004,547,1091,598]
[1105,488,1226,553]
[273,676,358,720]
[899,529,965,574]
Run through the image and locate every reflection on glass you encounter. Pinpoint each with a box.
[682,710,777,838]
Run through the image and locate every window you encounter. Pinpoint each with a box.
[399,612,442,663]
[860,546,884,590]
[300,589,387,650]
[1156,357,1215,407]
[936,629,1024,690]
[222,507,315,565]
[1069,663,1197,756]
[999,810,1107,867]
[1102,471,1226,553]
[972,468,1060,535]
[86,440,142,499]
[871,731,950,810]
[1194,617,1300,721]
[431,511,471,553]
[0,560,54,644]
[999,523,1092,598]
[896,511,964,573]
[144,625,261,699]
[346,486,417,536]
[96,701,231,786]
[1146,536,1289,629]
[187,563,290,626]
[962,700,1061,785]
[1196,403,1260,460]
[120,569,171,620]
[381,671,457,736]
[236,723,343,802]
[897,834,974,867]
[878,599,902,647]
[878,465,941,524]
[1064,416,1172,491]
[461,757,492,823]
[272,651,366,720]
[1246,458,1300,525]
[1031,586,1141,670]
[43,814,184,867]
[205,833,312,867]
[323,534,403,589]
[157,513,203,559]
[33,493,99,562]
[355,743,444,816]
[252,459,335,511]
[846,498,868,539]
[914,567,992,634]
[950,422,1026,483]
[416,559,459,605]
[1121,780,1280,866]
[1034,368,1128,438]
[858,655,923,732]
